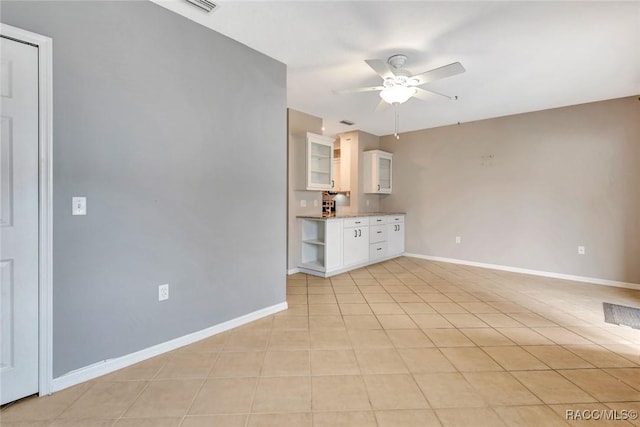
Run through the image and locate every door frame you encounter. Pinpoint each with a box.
[0,23,53,396]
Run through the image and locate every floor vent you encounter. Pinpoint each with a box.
[603,302,640,329]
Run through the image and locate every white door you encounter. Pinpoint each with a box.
[0,36,40,404]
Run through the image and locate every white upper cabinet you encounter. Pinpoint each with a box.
[363,150,393,194]
[332,138,351,192]
[296,132,335,191]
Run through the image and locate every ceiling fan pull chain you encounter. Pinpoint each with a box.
[395,103,400,140]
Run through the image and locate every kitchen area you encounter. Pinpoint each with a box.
[287,109,405,278]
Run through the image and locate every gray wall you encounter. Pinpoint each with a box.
[2,1,287,377]
[381,96,640,284]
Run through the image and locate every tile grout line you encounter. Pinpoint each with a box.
[4,257,640,425]
[177,347,222,427]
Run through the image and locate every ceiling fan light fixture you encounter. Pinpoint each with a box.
[184,0,217,12]
[380,85,416,104]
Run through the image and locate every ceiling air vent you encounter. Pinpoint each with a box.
[185,0,217,13]
[339,120,355,126]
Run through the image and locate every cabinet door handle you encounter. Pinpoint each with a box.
[355,221,361,224]
[331,180,335,188]
[358,229,362,237]
[354,230,358,238]
[377,184,381,191]
[377,247,382,251]
[377,231,382,234]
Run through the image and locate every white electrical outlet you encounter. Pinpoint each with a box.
[158,284,169,301]
[300,200,307,208]
[456,236,461,244]
[578,246,585,255]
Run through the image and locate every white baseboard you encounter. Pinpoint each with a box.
[51,301,288,393]
[287,268,301,275]
[404,253,640,291]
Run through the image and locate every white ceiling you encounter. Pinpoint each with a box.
[152,0,640,137]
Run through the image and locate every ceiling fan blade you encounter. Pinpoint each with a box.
[333,86,384,95]
[365,59,395,79]
[374,99,389,112]
[412,62,465,86]
[414,87,457,101]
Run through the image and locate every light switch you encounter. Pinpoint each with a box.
[72,197,87,215]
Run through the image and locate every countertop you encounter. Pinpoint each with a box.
[297,212,405,219]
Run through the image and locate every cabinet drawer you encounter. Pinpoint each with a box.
[370,225,387,243]
[387,215,405,223]
[343,217,369,228]
[369,242,387,261]
[369,216,387,225]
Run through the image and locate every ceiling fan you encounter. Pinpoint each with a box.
[335,54,465,138]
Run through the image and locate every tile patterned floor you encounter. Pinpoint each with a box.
[2,257,639,426]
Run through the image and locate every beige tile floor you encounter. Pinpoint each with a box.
[2,257,639,427]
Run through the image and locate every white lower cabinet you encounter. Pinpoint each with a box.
[343,218,369,268]
[298,214,404,277]
[299,218,341,274]
[369,216,388,261]
[369,241,387,261]
[370,224,387,243]
[387,215,405,256]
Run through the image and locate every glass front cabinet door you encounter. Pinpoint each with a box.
[363,150,393,194]
[297,132,335,191]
